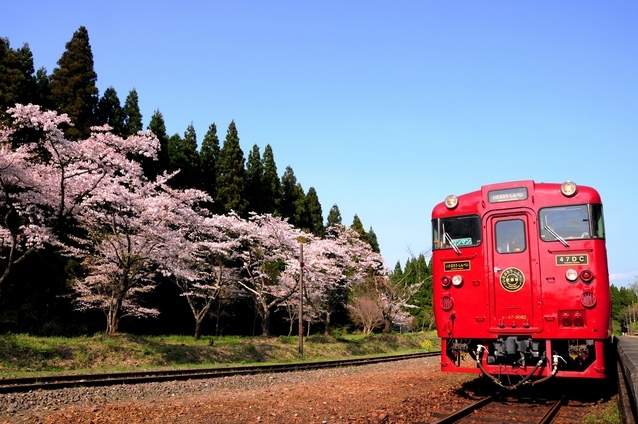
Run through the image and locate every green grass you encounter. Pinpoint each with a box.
[0,331,440,377]
[583,399,620,424]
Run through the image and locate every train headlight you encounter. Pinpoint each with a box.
[580,269,594,283]
[565,268,579,282]
[445,195,458,209]
[452,275,464,287]
[441,276,452,287]
[561,181,578,197]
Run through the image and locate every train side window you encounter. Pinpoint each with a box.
[495,219,526,254]
[590,204,605,239]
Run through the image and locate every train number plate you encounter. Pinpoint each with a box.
[555,254,589,265]
[444,261,470,271]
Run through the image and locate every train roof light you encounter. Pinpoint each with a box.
[445,195,458,209]
[561,181,578,197]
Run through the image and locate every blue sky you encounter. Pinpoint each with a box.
[2,1,637,286]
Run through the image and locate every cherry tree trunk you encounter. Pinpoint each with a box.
[260,310,271,336]
[194,320,203,340]
[323,312,332,335]
[107,307,120,334]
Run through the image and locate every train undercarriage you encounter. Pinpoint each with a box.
[441,336,607,389]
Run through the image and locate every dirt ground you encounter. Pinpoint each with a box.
[3,357,476,424]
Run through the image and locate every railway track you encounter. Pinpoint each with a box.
[0,350,439,394]
[427,393,565,424]
[422,350,634,424]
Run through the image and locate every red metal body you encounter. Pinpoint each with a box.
[431,180,610,381]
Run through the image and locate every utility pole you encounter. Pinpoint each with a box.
[298,241,304,359]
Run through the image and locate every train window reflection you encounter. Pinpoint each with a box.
[495,219,526,254]
[432,215,481,250]
[539,205,599,241]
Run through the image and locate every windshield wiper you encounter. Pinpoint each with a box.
[444,232,461,255]
[544,224,569,247]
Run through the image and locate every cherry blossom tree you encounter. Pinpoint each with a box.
[1,104,401,337]
[303,224,385,335]
[164,212,246,339]
[73,171,215,334]
[234,213,304,336]
[0,104,158,288]
[348,296,384,335]
[349,274,420,334]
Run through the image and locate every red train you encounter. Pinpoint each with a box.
[431,180,610,388]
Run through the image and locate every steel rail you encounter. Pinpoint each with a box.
[428,394,566,424]
[537,396,565,424]
[0,351,440,394]
[428,394,497,424]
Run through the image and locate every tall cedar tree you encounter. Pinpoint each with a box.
[95,87,124,135]
[123,88,143,137]
[327,204,343,227]
[305,187,324,237]
[167,124,200,189]
[397,254,433,331]
[280,165,305,226]
[245,145,266,214]
[216,121,247,216]
[350,214,369,244]
[262,144,281,215]
[146,109,170,178]
[49,26,98,139]
[33,67,52,110]
[0,38,37,113]
[367,227,380,253]
[200,123,221,211]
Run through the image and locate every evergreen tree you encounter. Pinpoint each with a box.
[49,26,98,139]
[350,214,368,244]
[33,67,52,110]
[392,261,404,278]
[280,165,305,226]
[294,183,307,229]
[95,87,124,135]
[216,120,247,216]
[367,227,380,253]
[327,204,342,227]
[146,109,170,178]
[200,122,221,210]
[245,144,266,214]
[397,254,433,331]
[305,187,324,237]
[123,88,143,136]
[167,124,200,189]
[0,38,37,114]
[262,144,282,215]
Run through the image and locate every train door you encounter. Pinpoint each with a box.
[487,212,541,332]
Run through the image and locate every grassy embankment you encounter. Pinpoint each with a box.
[0,332,439,378]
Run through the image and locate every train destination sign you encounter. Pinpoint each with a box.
[487,187,528,203]
[555,254,589,265]
[444,261,471,271]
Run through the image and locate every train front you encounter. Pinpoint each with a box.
[431,180,610,388]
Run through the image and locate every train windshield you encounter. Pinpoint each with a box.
[539,204,605,241]
[432,215,481,250]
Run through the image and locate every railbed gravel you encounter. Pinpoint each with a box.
[0,357,615,423]
[0,357,462,423]
[2,366,377,413]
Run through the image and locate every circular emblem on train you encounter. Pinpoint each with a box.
[500,267,525,292]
